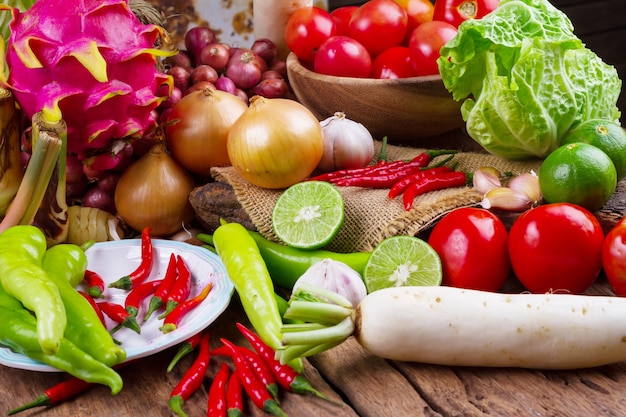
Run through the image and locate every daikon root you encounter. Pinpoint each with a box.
[280,284,626,369]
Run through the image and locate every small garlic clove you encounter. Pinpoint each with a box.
[507,171,542,204]
[292,258,367,307]
[473,166,502,195]
[481,186,533,212]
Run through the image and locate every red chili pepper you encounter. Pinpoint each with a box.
[211,344,279,402]
[402,171,469,211]
[168,332,211,417]
[7,362,132,415]
[207,362,230,417]
[388,166,454,199]
[97,301,141,334]
[332,163,427,188]
[236,322,329,401]
[167,332,203,373]
[238,345,280,402]
[7,375,92,415]
[124,278,162,318]
[83,269,105,298]
[219,338,287,417]
[77,290,106,326]
[159,255,192,319]
[160,282,213,334]
[109,227,154,290]
[226,370,244,417]
[143,252,178,322]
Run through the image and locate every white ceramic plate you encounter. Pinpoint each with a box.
[0,239,234,372]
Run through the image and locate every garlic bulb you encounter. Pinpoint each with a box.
[292,258,367,306]
[317,112,375,173]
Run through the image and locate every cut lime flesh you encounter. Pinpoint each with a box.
[272,181,345,250]
[364,235,443,293]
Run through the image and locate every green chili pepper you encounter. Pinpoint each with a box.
[198,231,371,289]
[211,223,286,355]
[42,244,127,367]
[0,302,123,395]
[0,225,66,355]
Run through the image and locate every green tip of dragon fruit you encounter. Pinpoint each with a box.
[0,0,175,158]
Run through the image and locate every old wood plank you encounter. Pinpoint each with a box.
[308,337,440,417]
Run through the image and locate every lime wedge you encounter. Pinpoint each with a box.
[271,181,345,249]
[364,235,442,293]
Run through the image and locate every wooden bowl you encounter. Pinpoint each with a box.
[286,53,465,143]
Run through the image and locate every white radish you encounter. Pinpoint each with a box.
[281,284,626,369]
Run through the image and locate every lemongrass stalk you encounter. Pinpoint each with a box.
[0,129,61,232]
[0,87,23,216]
[30,111,69,244]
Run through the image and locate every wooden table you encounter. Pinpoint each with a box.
[3,278,626,417]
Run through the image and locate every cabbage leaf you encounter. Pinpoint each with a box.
[438,0,622,159]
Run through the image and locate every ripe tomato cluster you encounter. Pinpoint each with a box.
[427,203,625,296]
[285,0,499,78]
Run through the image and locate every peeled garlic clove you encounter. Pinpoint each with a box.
[473,166,502,195]
[507,171,542,204]
[481,186,533,212]
[292,258,367,307]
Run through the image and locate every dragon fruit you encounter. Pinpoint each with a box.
[0,0,173,161]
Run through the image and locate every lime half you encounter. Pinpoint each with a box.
[364,235,442,293]
[271,181,344,249]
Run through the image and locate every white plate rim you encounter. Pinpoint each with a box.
[0,239,234,372]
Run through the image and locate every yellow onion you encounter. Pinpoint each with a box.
[227,96,324,189]
[114,139,196,236]
[165,87,248,178]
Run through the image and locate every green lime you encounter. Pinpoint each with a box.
[539,142,617,212]
[561,119,626,180]
[363,235,442,293]
[271,181,344,249]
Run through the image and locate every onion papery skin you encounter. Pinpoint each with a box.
[165,88,248,178]
[227,96,324,189]
[114,141,196,236]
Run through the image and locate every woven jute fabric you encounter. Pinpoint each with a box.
[211,141,542,253]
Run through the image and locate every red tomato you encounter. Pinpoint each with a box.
[285,6,337,62]
[393,0,434,44]
[348,0,408,57]
[313,35,372,77]
[370,46,416,78]
[408,20,457,76]
[427,207,510,292]
[508,203,604,294]
[433,0,499,27]
[330,6,358,36]
[602,217,626,296]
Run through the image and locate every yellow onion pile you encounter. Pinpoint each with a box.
[165,87,248,179]
[114,136,196,237]
[227,96,324,189]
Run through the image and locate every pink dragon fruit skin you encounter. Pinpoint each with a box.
[0,0,173,158]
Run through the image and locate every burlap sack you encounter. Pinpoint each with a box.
[211,141,543,253]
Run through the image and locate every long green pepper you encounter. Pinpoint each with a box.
[212,223,301,371]
[0,225,66,355]
[42,244,127,367]
[0,291,123,394]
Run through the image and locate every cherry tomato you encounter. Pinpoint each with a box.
[314,35,372,78]
[393,0,434,44]
[433,0,499,28]
[285,6,337,62]
[370,46,416,79]
[427,207,510,292]
[602,217,626,296]
[348,0,408,57]
[408,20,457,76]
[330,6,358,36]
[508,203,604,294]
